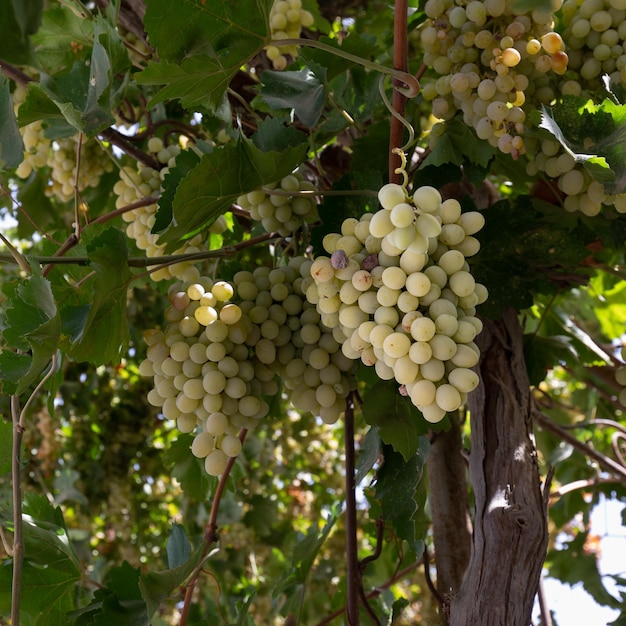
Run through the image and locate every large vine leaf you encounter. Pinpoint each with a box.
[137,0,273,110]
[360,379,436,462]
[139,542,206,620]
[31,4,94,74]
[0,266,60,395]
[0,77,25,169]
[0,0,39,65]
[64,227,132,365]
[0,497,82,625]
[373,441,430,556]
[159,121,308,247]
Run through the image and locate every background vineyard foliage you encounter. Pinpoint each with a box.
[0,0,625,624]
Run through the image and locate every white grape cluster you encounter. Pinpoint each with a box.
[44,135,114,203]
[141,268,273,476]
[418,0,568,157]
[141,257,357,475]
[616,345,626,406]
[523,135,626,215]
[266,0,315,70]
[234,260,358,424]
[115,137,227,281]
[307,183,487,423]
[236,173,319,236]
[561,0,626,92]
[12,84,52,180]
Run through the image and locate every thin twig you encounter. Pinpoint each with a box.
[11,395,23,626]
[537,575,553,626]
[534,409,626,481]
[344,395,360,625]
[179,429,247,626]
[422,544,446,609]
[100,128,161,170]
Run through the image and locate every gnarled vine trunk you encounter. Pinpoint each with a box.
[446,308,549,626]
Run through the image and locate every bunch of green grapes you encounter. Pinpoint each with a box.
[560,0,626,93]
[45,135,115,203]
[266,0,315,70]
[616,344,626,406]
[523,134,626,215]
[115,137,227,281]
[12,84,52,180]
[141,268,272,476]
[307,182,487,423]
[418,0,568,157]
[141,256,357,475]
[233,258,358,425]
[236,173,319,236]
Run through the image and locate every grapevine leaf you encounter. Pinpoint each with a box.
[242,494,279,537]
[16,82,67,128]
[546,531,621,608]
[273,504,340,602]
[374,441,429,555]
[422,117,495,172]
[0,0,36,64]
[0,499,82,625]
[260,66,327,127]
[523,334,579,386]
[0,267,60,395]
[31,4,94,74]
[11,0,44,37]
[153,149,203,233]
[161,123,308,247]
[66,227,131,365]
[166,524,191,569]
[361,381,431,462]
[0,420,12,475]
[137,0,272,110]
[70,562,148,626]
[139,543,205,619]
[354,427,381,487]
[0,77,25,169]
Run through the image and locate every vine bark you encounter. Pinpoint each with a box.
[448,309,548,626]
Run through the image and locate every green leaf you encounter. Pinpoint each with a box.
[31,4,94,74]
[166,524,191,569]
[0,1,36,64]
[137,0,272,110]
[524,334,579,386]
[422,117,495,171]
[374,441,429,555]
[361,381,431,462]
[70,562,148,626]
[161,123,308,247]
[139,542,205,619]
[273,504,340,598]
[260,66,327,127]
[355,427,381,487]
[0,78,25,169]
[66,227,131,364]
[0,499,82,625]
[0,267,60,395]
[242,494,278,537]
[153,149,203,233]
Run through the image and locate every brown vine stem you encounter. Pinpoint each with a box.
[533,409,626,481]
[179,428,247,626]
[99,128,161,170]
[389,0,410,184]
[344,394,360,625]
[10,353,58,626]
[315,560,422,626]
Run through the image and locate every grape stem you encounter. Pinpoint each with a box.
[269,38,419,98]
[179,428,247,626]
